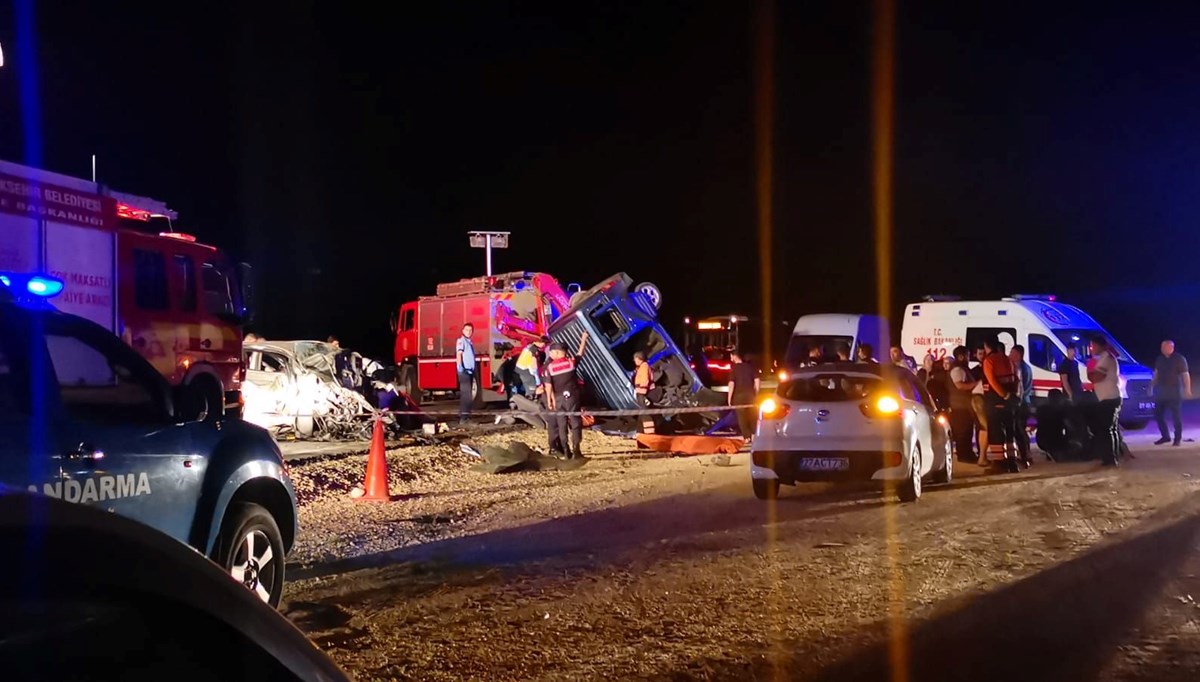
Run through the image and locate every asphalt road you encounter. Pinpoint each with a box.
[280,408,1200,681]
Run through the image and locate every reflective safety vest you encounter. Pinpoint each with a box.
[634,362,654,394]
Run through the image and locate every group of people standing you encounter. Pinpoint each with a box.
[907,336,1190,468]
[461,325,591,459]
[929,341,1038,467]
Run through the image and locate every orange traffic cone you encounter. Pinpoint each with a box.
[357,413,391,502]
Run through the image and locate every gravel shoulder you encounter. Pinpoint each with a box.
[282,429,1200,681]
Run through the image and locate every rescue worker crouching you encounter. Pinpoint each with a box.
[546,332,590,459]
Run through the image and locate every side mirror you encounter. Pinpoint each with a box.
[172,385,207,423]
[388,310,398,333]
[237,263,257,325]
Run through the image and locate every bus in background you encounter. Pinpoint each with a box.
[681,314,785,391]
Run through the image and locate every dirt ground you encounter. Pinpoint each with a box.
[281,427,1200,681]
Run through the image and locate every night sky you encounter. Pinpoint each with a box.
[2,1,1199,363]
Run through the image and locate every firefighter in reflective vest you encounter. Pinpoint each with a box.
[633,351,657,434]
[546,332,590,459]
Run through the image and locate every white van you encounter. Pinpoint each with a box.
[783,314,890,371]
[900,295,1155,427]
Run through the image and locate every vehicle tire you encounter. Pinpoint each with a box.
[752,478,780,501]
[471,374,485,409]
[188,375,224,422]
[1120,420,1148,431]
[213,502,285,608]
[295,415,315,438]
[634,282,663,310]
[399,364,420,404]
[932,440,953,484]
[898,445,922,502]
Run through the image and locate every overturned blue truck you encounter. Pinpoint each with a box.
[543,273,726,432]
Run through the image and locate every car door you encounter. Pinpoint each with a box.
[897,373,935,475]
[0,309,60,494]
[912,374,949,472]
[40,313,207,544]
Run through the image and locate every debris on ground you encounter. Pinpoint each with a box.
[470,441,588,474]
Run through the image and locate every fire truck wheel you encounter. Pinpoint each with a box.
[471,375,485,409]
[399,364,421,404]
[188,375,224,422]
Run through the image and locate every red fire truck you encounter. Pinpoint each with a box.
[392,271,571,403]
[0,159,253,417]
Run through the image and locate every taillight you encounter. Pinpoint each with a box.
[759,397,790,420]
[860,394,902,418]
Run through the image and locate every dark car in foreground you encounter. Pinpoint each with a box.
[0,491,347,681]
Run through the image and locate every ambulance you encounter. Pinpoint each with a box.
[900,295,1155,428]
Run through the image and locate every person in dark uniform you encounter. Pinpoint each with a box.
[546,332,590,458]
[536,347,565,456]
[728,350,760,439]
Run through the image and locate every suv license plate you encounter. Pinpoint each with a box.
[798,457,850,472]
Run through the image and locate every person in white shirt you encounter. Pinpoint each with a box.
[1087,335,1122,466]
[948,346,979,462]
[969,346,989,464]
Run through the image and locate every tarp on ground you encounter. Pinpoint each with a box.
[634,433,744,455]
[469,441,589,474]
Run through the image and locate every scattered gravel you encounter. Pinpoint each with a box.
[282,440,1200,681]
[286,426,668,569]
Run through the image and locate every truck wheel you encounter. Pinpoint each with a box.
[188,375,223,422]
[634,282,663,310]
[214,503,285,608]
[399,364,421,404]
[471,374,485,409]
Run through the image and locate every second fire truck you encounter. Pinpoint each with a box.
[392,271,571,403]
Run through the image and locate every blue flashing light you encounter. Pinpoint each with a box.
[0,272,65,302]
[27,276,64,297]
[513,280,526,291]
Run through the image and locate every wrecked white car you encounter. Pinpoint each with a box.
[242,341,396,440]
